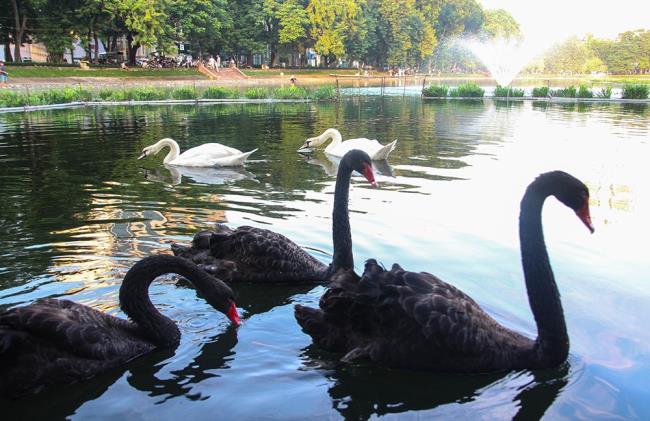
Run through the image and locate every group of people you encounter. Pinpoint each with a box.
[207,55,221,72]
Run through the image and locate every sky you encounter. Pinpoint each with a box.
[479,0,649,43]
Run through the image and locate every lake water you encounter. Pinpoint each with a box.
[1,97,648,419]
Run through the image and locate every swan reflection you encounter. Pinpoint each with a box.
[302,351,569,420]
[300,153,394,177]
[142,165,257,185]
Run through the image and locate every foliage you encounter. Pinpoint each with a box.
[493,85,524,97]
[481,9,521,40]
[551,86,577,98]
[622,84,649,99]
[576,85,593,98]
[7,66,201,78]
[244,87,270,99]
[311,85,336,100]
[202,86,239,99]
[531,86,549,97]
[422,85,448,97]
[0,91,30,108]
[171,87,198,100]
[272,86,309,99]
[449,83,484,97]
[596,86,613,99]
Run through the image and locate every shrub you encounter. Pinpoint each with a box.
[171,86,197,100]
[422,85,448,97]
[577,85,593,98]
[202,86,238,99]
[551,86,577,98]
[272,86,308,99]
[130,86,169,101]
[449,83,484,98]
[622,84,649,99]
[532,86,549,97]
[596,86,613,99]
[244,87,269,99]
[98,89,115,100]
[0,90,29,107]
[311,85,335,100]
[493,85,524,97]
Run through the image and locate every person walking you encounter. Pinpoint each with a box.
[0,61,7,86]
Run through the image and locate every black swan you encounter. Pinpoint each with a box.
[295,171,594,372]
[0,255,240,397]
[171,149,377,283]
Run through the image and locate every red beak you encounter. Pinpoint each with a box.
[575,201,595,234]
[226,300,241,326]
[362,162,378,188]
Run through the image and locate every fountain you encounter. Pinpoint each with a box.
[463,38,544,87]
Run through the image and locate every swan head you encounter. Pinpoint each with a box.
[343,149,378,188]
[541,171,594,234]
[297,128,341,152]
[138,144,158,160]
[201,277,241,326]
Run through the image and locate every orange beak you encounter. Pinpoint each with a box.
[575,201,595,234]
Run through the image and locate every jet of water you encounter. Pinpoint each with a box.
[463,38,543,87]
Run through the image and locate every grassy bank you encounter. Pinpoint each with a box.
[0,85,336,108]
[7,65,204,79]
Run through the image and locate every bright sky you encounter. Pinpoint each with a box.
[479,0,649,42]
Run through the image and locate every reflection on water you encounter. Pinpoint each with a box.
[0,99,649,419]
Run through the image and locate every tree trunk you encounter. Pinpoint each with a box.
[11,0,27,62]
[94,34,99,63]
[4,34,12,62]
[127,33,139,66]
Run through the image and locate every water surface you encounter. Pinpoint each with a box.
[1,98,648,419]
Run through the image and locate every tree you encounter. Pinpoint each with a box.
[104,0,169,65]
[166,0,231,57]
[307,0,363,65]
[481,8,520,40]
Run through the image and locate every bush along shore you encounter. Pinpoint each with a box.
[423,83,649,100]
[0,85,336,109]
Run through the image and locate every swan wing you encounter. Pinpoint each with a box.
[172,144,256,167]
[173,225,327,282]
[0,298,153,361]
[325,138,387,158]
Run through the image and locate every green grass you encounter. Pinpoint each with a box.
[551,86,577,98]
[7,65,203,79]
[202,86,238,99]
[241,68,360,78]
[171,86,197,100]
[622,84,649,99]
[531,86,549,97]
[422,85,448,97]
[576,85,594,98]
[493,85,524,97]
[449,83,484,98]
[243,87,270,99]
[596,86,613,99]
[311,85,336,100]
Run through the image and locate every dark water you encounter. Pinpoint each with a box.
[0,98,648,420]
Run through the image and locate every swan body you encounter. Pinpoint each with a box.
[295,171,594,372]
[298,129,397,160]
[0,255,240,397]
[172,149,378,283]
[139,137,257,167]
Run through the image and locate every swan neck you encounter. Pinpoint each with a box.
[331,159,354,273]
[519,183,568,365]
[119,256,225,347]
[322,129,342,152]
[159,138,180,164]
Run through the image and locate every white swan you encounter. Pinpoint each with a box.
[297,128,397,160]
[138,138,257,167]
